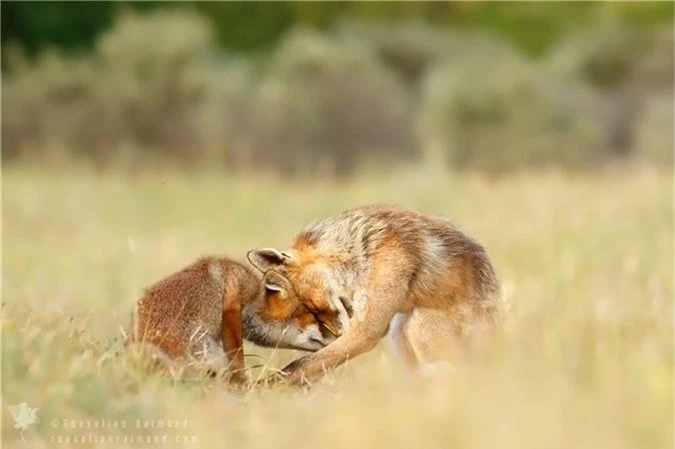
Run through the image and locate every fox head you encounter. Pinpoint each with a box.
[247,248,353,337]
[242,266,342,352]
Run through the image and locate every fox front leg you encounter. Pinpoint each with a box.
[221,307,247,384]
[280,324,387,385]
[281,280,410,385]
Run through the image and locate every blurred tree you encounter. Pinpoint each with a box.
[1,2,118,54]
[2,1,672,62]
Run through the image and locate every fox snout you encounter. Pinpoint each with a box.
[295,335,329,352]
[286,320,338,352]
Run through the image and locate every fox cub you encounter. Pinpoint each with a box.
[247,204,502,385]
[128,256,341,382]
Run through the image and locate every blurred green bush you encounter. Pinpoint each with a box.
[2,9,672,176]
[418,40,605,173]
[251,28,415,177]
[546,18,673,161]
[3,10,213,165]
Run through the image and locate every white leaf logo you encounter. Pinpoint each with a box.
[8,402,39,444]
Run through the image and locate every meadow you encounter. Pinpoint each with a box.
[2,165,672,448]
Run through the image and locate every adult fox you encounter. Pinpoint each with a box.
[247,205,502,385]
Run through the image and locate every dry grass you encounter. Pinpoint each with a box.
[2,165,672,448]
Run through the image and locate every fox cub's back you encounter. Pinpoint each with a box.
[131,256,259,358]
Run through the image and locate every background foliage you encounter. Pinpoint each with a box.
[2,2,673,176]
[3,2,672,56]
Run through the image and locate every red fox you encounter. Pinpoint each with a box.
[128,256,340,382]
[247,205,502,385]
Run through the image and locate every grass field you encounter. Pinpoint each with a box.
[2,166,672,449]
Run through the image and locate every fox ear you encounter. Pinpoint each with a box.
[247,248,291,272]
[263,270,289,298]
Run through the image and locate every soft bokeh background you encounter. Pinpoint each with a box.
[2,1,674,173]
[2,2,673,449]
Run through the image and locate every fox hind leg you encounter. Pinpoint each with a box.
[404,308,461,365]
[189,333,227,376]
[389,312,419,370]
[126,341,180,376]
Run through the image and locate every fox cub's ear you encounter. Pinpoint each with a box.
[263,270,290,299]
[247,248,291,272]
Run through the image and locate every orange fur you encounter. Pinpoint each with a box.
[241,268,341,352]
[129,256,259,382]
[248,205,502,385]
